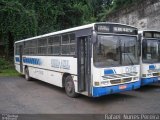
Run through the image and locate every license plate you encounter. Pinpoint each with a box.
[119,85,127,90]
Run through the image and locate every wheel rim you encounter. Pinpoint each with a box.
[66,81,73,93]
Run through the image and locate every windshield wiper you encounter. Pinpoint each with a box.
[118,39,122,65]
[124,43,134,65]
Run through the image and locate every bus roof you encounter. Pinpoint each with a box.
[138,30,160,34]
[15,23,94,43]
[15,22,137,43]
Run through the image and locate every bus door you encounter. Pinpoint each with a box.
[19,45,23,73]
[77,36,91,95]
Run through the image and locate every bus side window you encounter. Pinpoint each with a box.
[38,38,47,55]
[62,34,70,55]
[69,33,76,55]
[48,36,60,55]
[61,33,76,56]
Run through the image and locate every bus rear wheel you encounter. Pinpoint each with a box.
[65,76,78,98]
[25,67,31,81]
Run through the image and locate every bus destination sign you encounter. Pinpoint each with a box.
[153,32,160,38]
[95,24,137,35]
[113,26,134,33]
[96,25,110,33]
[144,31,160,38]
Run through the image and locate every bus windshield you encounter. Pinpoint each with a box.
[142,39,160,63]
[93,35,139,68]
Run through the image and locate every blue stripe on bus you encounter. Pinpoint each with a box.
[149,65,155,70]
[15,57,20,62]
[92,81,141,97]
[15,57,41,65]
[141,77,159,86]
[104,69,115,75]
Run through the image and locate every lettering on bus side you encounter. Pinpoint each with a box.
[60,60,70,70]
[34,69,44,75]
[51,59,60,68]
[125,66,137,73]
[51,59,70,70]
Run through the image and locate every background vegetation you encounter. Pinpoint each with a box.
[0,0,137,76]
[0,58,19,76]
[0,0,136,46]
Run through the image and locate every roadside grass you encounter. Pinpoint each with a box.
[0,68,20,77]
[0,58,20,77]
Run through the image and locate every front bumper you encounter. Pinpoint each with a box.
[92,81,141,97]
[141,77,159,86]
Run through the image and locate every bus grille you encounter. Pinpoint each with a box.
[110,78,132,85]
[153,73,159,77]
[122,78,132,83]
[110,79,121,84]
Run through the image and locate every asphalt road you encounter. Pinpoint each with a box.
[0,76,160,114]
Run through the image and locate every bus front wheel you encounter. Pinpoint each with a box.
[25,67,31,81]
[65,76,78,98]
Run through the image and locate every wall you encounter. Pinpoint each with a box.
[106,0,160,30]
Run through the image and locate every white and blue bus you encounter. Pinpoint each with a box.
[139,30,160,86]
[14,22,141,97]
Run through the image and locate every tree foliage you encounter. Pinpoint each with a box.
[0,0,135,58]
[0,0,37,40]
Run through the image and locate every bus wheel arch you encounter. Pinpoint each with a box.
[24,66,31,81]
[24,65,27,71]
[62,73,70,87]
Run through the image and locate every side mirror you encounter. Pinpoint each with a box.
[92,31,97,43]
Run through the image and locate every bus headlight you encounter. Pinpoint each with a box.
[133,77,139,81]
[94,82,100,86]
[101,81,110,85]
[142,74,152,78]
[142,74,146,77]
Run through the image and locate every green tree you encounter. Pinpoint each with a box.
[0,0,136,59]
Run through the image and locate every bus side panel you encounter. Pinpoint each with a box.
[23,56,78,88]
[47,70,63,87]
[28,66,63,87]
[15,55,21,73]
[15,64,20,73]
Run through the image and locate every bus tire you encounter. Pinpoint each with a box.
[25,67,31,81]
[65,75,78,98]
